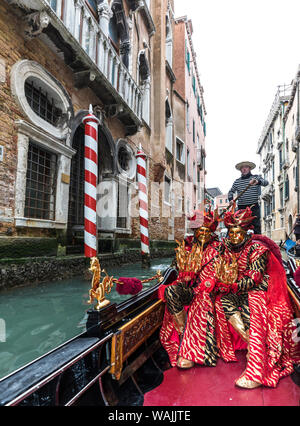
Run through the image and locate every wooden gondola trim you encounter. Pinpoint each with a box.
[110,300,164,381]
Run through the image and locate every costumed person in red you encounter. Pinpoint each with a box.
[159,207,221,369]
[213,206,300,389]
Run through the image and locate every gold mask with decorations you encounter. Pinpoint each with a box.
[228,226,247,246]
[195,226,212,245]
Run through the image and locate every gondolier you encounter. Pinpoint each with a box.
[228,161,268,234]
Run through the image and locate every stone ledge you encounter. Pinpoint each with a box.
[0,248,174,291]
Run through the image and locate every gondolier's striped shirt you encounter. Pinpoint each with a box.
[228,174,269,206]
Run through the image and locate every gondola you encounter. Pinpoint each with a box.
[0,249,299,407]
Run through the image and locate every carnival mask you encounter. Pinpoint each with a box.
[228,226,246,246]
[195,226,211,245]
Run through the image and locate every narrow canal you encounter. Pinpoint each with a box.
[0,258,172,380]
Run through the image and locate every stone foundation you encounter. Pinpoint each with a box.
[0,243,175,291]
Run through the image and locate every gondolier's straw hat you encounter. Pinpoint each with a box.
[235,161,256,171]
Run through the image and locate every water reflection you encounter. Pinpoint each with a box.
[0,257,172,380]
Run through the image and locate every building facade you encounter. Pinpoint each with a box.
[173,16,207,221]
[257,80,297,242]
[0,0,207,263]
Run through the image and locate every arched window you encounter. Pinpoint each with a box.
[68,116,116,230]
[111,0,130,68]
[11,60,73,141]
[109,10,120,50]
[12,60,75,229]
[138,50,151,125]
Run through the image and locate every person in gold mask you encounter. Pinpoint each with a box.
[214,207,300,389]
[159,208,221,369]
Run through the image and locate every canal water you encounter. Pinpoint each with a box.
[0,257,172,380]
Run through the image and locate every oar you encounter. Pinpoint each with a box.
[219,182,253,218]
[279,228,295,248]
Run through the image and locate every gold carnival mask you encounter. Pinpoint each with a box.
[195,226,212,245]
[228,226,246,246]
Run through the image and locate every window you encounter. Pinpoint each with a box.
[285,175,289,200]
[165,99,173,153]
[279,149,283,170]
[47,0,58,13]
[109,13,120,49]
[185,41,190,73]
[164,175,171,203]
[176,138,185,164]
[11,60,73,141]
[165,14,173,66]
[138,51,151,126]
[24,142,57,220]
[86,0,98,13]
[279,186,284,208]
[192,74,196,94]
[0,145,3,162]
[116,140,136,180]
[186,103,190,130]
[25,80,63,127]
[187,149,190,176]
[117,181,129,229]
[193,120,195,144]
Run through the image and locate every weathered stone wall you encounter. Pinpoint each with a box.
[0,244,175,291]
[0,0,187,264]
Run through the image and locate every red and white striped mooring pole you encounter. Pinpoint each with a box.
[136,145,151,267]
[83,105,100,258]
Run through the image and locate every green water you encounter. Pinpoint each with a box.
[0,258,172,381]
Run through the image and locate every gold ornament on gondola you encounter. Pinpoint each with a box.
[87,257,115,310]
[87,257,164,311]
[215,253,239,285]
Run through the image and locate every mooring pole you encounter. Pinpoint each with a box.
[83,105,100,258]
[136,145,151,268]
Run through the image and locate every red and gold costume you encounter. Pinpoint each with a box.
[159,209,221,368]
[214,207,300,388]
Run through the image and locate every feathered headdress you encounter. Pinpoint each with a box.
[223,206,256,230]
[188,201,220,232]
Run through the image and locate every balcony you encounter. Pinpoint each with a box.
[197,147,205,169]
[8,0,143,135]
[261,183,274,201]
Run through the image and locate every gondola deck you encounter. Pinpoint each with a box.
[144,351,300,406]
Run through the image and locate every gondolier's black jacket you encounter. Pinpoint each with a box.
[228,173,269,206]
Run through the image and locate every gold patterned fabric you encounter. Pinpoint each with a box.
[215,236,300,387]
[221,293,251,329]
[220,247,269,326]
[160,240,221,367]
[164,282,194,315]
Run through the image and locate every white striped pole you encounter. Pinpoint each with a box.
[82,105,100,258]
[136,146,150,263]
